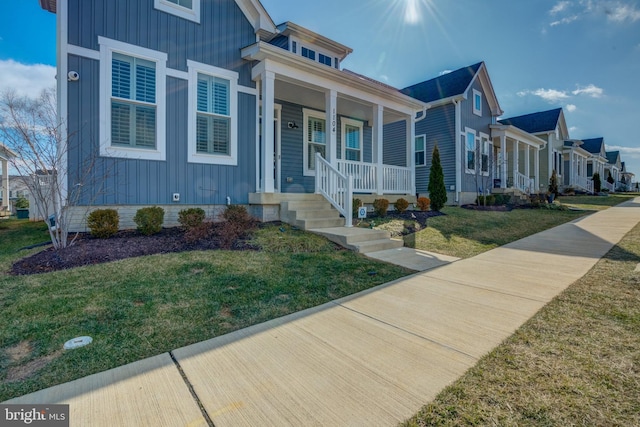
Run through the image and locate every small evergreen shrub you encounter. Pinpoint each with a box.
[607,175,615,185]
[372,199,389,217]
[428,144,447,211]
[87,209,119,238]
[178,208,206,229]
[416,197,431,211]
[476,195,496,206]
[218,205,256,249]
[592,172,602,193]
[493,194,509,205]
[549,170,559,197]
[14,196,29,209]
[352,198,362,217]
[394,198,409,213]
[133,206,164,235]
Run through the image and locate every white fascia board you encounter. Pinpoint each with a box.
[235,0,277,35]
[243,43,425,115]
[490,124,544,148]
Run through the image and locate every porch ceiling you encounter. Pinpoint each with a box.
[275,79,406,124]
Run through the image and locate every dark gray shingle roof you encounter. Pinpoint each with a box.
[581,138,604,154]
[400,62,482,103]
[606,151,620,164]
[498,108,562,134]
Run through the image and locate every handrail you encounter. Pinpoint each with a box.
[315,154,353,227]
[515,172,534,194]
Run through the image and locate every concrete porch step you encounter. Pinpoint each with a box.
[309,227,404,254]
[295,217,346,229]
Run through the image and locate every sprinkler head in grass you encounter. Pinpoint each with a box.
[279,227,286,232]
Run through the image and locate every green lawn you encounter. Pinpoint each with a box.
[0,221,412,401]
[403,221,640,427]
[558,193,638,211]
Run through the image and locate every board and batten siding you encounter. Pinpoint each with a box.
[414,103,456,194]
[65,0,258,207]
[460,78,494,193]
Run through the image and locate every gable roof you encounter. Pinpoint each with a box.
[581,137,605,155]
[401,62,482,103]
[606,150,620,165]
[499,108,564,135]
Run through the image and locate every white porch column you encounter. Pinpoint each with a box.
[373,104,384,195]
[524,143,530,179]
[500,135,507,189]
[1,158,9,209]
[534,146,540,191]
[512,139,519,185]
[325,89,338,167]
[261,70,275,193]
[407,114,416,195]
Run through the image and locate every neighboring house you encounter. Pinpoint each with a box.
[605,151,621,192]
[40,0,426,230]
[581,137,609,189]
[620,162,635,192]
[497,108,569,194]
[400,62,511,205]
[0,143,16,211]
[562,140,593,192]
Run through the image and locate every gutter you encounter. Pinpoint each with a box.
[454,99,461,203]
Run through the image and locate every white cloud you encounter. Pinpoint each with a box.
[550,1,571,15]
[0,60,56,98]
[566,104,577,112]
[572,84,604,98]
[606,3,640,22]
[607,145,640,159]
[569,126,579,133]
[518,88,570,103]
[550,15,579,26]
[439,70,452,76]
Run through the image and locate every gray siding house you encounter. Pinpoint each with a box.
[40,0,425,230]
[400,62,509,205]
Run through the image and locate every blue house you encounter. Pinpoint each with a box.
[400,62,544,204]
[581,137,609,187]
[40,0,426,230]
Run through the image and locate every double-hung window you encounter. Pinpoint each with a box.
[99,37,167,161]
[466,130,476,172]
[415,135,426,166]
[480,135,490,174]
[303,109,326,175]
[154,0,200,23]
[341,118,363,162]
[187,61,238,165]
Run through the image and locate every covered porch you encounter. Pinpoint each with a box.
[242,42,423,197]
[587,156,608,191]
[0,143,16,213]
[563,142,593,193]
[490,124,544,195]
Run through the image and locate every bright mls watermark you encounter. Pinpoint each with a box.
[1,405,69,426]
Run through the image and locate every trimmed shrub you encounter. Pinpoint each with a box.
[133,206,164,236]
[416,197,431,211]
[14,196,29,209]
[372,198,389,217]
[607,175,615,185]
[178,208,206,229]
[394,198,409,213]
[87,209,119,238]
[428,144,447,211]
[476,195,496,206]
[493,194,509,205]
[218,205,256,249]
[549,170,559,197]
[352,198,362,217]
[592,172,602,193]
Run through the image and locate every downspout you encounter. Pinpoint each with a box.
[454,99,461,204]
[415,105,429,123]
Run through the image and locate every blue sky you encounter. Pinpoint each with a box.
[1,0,639,179]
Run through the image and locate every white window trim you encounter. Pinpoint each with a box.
[187,60,238,166]
[290,36,337,68]
[341,117,363,162]
[154,0,200,23]
[415,134,427,167]
[303,108,326,177]
[479,132,490,176]
[99,37,167,161]
[465,127,477,174]
[472,89,482,116]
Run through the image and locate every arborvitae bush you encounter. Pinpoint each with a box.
[394,198,409,213]
[416,197,431,211]
[87,209,119,238]
[372,199,389,217]
[549,170,559,197]
[592,172,602,193]
[428,144,447,211]
[133,206,164,236]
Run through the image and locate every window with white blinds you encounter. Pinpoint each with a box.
[110,53,157,149]
[306,115,326,170]
[196,74,230,155]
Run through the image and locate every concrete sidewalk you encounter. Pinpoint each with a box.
[6,198,640,426]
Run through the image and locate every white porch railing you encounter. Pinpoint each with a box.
[337,160,376,193]
[336,160,413,194]
[316,154,353,227]
[604,181,615,192]
[515,172,535,194]
[574,175,594,193]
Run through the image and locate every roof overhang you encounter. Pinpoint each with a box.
[490,124,545,148]
[242,42,427,115]
[275,22,353,60]
[0,143,17,161]
[39,0,56,13]
[563,142,591,158]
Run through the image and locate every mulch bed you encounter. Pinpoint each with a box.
[461,204,513,212]
[10,224,259,276]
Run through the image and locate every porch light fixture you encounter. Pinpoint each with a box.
[288,121,299,129]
